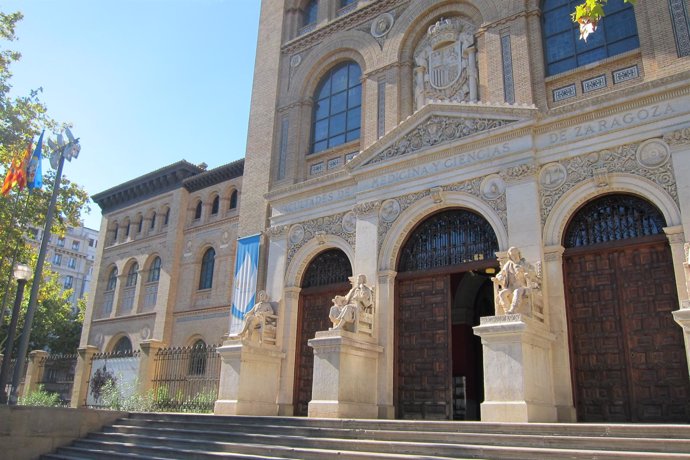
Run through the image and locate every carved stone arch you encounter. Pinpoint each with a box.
[379,192,507,271]
[543,173,681,247]
[285,234,354,288]
[289,31,377,102]
[107,333,133,353]
[185,334,207,348]
[384,0,487,64]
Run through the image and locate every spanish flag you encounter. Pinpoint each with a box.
[1,141,32,196]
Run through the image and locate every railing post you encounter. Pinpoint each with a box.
[21,350,49,398]
[70,345,98,408]
[138,340,164,395]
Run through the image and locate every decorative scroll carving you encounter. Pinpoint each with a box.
[500,162,538,183]
[365,116,516,166]
[354,200,381,217]
[429,186,444,203]
[329,274,374,336]
[267,225,289,238]
[664,128,690,145]
[376,176,508,254]
[540,141,679,224]
[287,212,355,269]
[491,247,543,321]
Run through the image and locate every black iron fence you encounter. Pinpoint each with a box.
[151,344,221,412]
[87,349,141,408]
[0,357,28,399]
[37,353,77,405]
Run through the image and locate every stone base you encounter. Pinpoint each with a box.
[307,330,383,419]
[214,340,285,416]
[308,400,379,419]
[473,314,558,423]
[481,401,557,423]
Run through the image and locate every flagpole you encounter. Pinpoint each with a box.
[8,131,78,404]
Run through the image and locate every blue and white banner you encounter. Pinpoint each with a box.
[229,233,261,335]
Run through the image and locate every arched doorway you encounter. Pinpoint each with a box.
[395,209,498,420]
[563,193,690,422]
[294,248,352,416]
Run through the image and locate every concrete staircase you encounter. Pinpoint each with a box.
[42,413,690,459]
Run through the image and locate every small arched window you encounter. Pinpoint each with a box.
[211,196,220,215]
[125,221,131,238]
[126,263,139,287]
[106,267,118,291]
[112,224,119,243]
[150,212,156,229]
[112,336,132,354]
[194,201,203,220]
[229,190,238,210]
[188,339,207,375]
[312,61,362,153]
[137,217,143,234]
[199,248,216,290]
[542,0,639,76]
[303,0,318,26]
[164,208,170,226]
[148,257,161,283]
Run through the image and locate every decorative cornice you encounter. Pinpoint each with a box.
[183,159,244,192]
[93,161,205,213]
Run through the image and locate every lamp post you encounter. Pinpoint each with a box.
[0,264,32,404]
[8,129,80,405]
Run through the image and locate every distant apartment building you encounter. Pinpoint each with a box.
[28,224,99,311]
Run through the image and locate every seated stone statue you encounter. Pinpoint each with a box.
[329,274,374,333]
[234,290,275,344]
[492,247,539,315]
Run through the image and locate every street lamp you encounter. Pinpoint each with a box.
[0,264,32,403]
[8,129,81,404]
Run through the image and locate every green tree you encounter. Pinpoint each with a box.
[572,0,637,41]
[0,10,90,355]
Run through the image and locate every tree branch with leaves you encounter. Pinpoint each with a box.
[572,0,637,41]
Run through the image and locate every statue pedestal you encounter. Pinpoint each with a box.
[213,340,285,416]
[307,330,383,419]
[473,314,557,422]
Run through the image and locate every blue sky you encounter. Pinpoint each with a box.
[4,0,261,230]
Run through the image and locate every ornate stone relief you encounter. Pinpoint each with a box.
[287,212,355,268]
[500,162,538,184]
[365,116,516,166]
[413,17,478,110]
[480,174,505,200]
[354,200,381,217]
[341,211,357,233]
[430,186,444,203]
[267,225,289,238]
[371,12,394,38]
[540,140,678,223]
[379,199,401,222]
[539,163,567,191]
[376,176,508,254]
[664,127,690,145]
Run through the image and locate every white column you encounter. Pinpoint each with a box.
[376,269,396,418]
[278,286,301,415]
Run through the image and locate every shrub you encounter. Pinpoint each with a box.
[18,385,63,407]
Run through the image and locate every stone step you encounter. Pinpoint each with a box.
[78,431,690,460]
[71,436,461,460]
[105,422,690,454]
[125,412,690,439]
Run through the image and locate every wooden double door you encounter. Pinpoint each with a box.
[564,238,690,422]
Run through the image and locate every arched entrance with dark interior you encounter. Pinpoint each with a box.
[395,208,498,420]
[563,193,690,422]
[293,248,352,416]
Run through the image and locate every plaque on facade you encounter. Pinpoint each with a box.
[480,175,505,200]
[636,139,670,169]
[379,199,401,222]
[342,211,356,233]
[413,17,477,110]
[289,224,305,244]
[539,163,567,190]
[371,13,394,38]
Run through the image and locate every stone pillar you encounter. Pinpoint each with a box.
[277,286,300,415]
[307,330,383,419]
[21,350,49,397]
[664,225,688,305]
[673,308,690,381]
[376,270,396,418]
[542,245,576,421]
[70,345,98,408]
[473,314,557,422]
[214,341,285,416]
[137,340,163,394]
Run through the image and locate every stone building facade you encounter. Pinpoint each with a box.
[79,160,243,355]
[218,0,690,424]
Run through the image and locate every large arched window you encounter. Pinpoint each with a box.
[303,0,318,27]
[199,248,216,290]
[106,267,118,291]
[147,257,161,283]
[112,336,132,354]
[542,0,639,76]
[311,61,362,154]
[126,263,139,287]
